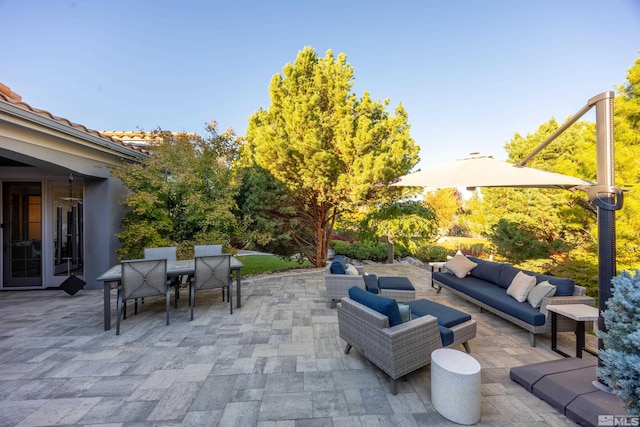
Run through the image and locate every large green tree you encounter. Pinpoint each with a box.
[479,56,640,282]
[480,121,597,263]
[424,188,463,236]
[239,47,419,267]
[612,57,640,268]
[112,123,240,259]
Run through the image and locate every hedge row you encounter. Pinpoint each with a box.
[330,240,449,263]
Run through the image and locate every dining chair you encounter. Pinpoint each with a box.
[190,254,233,320]
[193,244,225,300]
[117,259,170,335]
[144,246,180,307]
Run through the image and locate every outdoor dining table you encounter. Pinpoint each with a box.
[97,257,244,331]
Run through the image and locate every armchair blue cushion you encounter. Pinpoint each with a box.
[406,299,472,328]
[330,259,346,274]
[348,286,403,327]
[363,274,379,294]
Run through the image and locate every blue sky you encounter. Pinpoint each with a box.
[2,0,639,169]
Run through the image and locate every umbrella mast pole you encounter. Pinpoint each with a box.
[592,92,616,363]
[518,91,621,378]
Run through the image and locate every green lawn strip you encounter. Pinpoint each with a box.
[237,254,313,276]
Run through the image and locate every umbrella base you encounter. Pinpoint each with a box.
[510,358,631,427]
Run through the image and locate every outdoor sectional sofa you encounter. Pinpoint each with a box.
[433,255,595,346]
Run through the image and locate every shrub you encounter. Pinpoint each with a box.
[350,241,387,262]
[598,269,640,416]
[331,239,391,262]
[487,219,550,263]
[331,240,351,255]
[413,245,449,262]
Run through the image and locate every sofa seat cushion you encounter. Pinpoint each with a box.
[406,299,471,328]
[377,276,415,291]
[348,286,403,327]
[433,272,546,326]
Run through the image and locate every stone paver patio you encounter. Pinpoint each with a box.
[0,263,597,426]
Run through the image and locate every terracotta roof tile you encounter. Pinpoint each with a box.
[0,82,149,156]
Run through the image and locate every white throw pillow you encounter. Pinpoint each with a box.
[443,253,478,279]
[527,280,557,308]
[397,303,411,323]
[507,271,537,302]
[344,263,359,275]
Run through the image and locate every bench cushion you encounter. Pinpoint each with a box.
[348,286,403,327]
[406,299,472,328]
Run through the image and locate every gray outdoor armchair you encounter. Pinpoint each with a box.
[190,254,233,319]
[337,296,442,394]
[324,264,367,307]
[117,259,170,335]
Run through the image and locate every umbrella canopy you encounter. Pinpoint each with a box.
[392,156,594,190]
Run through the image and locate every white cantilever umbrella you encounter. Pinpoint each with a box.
[392,156,594,190]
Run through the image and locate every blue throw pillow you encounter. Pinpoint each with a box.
[348,286,403,327]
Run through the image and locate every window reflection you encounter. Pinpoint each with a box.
[52,181,83,276]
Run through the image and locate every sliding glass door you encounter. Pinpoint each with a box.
[2,182,42,288]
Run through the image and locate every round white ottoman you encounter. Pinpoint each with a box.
[431,348,481,425]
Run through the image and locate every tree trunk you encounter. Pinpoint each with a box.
[387,236,395,264]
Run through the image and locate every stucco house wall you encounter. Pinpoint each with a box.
[0,83,147,290]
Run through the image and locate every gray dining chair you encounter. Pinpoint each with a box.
[117,259,170,335]
[144,246,180,307]
[190,255,233,320]
[193,244,225,299]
